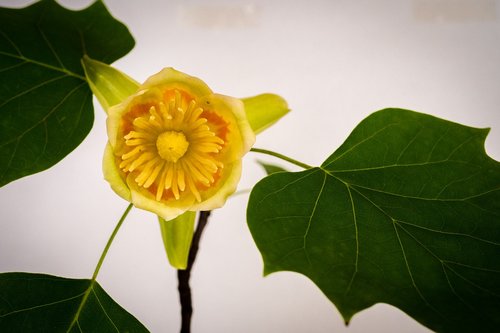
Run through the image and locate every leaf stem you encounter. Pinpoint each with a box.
[177,211,211,333]
[250,147,314,170]
[67,203,133,332]
[91,203,133,281]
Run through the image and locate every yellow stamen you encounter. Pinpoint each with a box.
[144,161,165,189]
[119,89,227,202]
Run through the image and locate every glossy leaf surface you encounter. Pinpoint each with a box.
[0,0,134,187]
[247,109,500,332]
[0,272,149,332]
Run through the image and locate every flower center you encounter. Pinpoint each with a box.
[118,90,228,203]
[156,131,189,163]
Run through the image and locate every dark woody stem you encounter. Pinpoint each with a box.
[177,211,211,333]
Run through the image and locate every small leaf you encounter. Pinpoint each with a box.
[0,0,134,187]
[159,211,196,270]
[242,93,289,134]
[0,272,149,332]
[82,55,139,113]
[256,160,288,175]
[247,109,500,332]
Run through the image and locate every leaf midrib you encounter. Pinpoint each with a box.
[0,290,86,318]
[316,169,485,323]
[321,166,497,202]
[323,167,500,253]
[0,50,86,81]
[0,278,120,332]
[287,168,499,305]
[337,170,500,311]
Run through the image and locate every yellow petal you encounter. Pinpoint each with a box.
[126,173,196,221]
[199,94,256,162]
[190,160,242,212]
[103,143,131,201]
[141,67,213,98]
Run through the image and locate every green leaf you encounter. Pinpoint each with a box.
[0,0,134,187]
[241,93,289,134]
[247,108,500,332]
[256,160,288,175]
[159,211,196,270]
[82,55,139,113]
[0,272,149,332]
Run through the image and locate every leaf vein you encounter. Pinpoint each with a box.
[347,182,449,319]
[92,288,120,332]
[426,127,450,162]
[0,291,86,318]
[0,74,68,109]
[37,25,66,70]
[442,260,500,274]
[0,50,85,81]
[322,123,399,168]
[328,159,478,173]
[395,127,423,164]
[255,169,322,207]
[0,28,23,56]
[443,263,500,297]
[344,184,359,295]
[0,59,27,73]
[66,282,94,333]
[396,219,500,246]
[393,222,444,318]
[441,265,478,314]
[0,81,87,150]
[302,172,327,266]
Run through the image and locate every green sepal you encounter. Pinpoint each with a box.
[242,94,289,134]
[158,211,196,270]
[81,55,139,113]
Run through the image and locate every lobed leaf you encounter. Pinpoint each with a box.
[247,108,500,332]
[0,0,134,187]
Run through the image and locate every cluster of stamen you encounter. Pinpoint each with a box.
[119,90,225,202]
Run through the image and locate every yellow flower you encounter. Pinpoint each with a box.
[103,68,255,221]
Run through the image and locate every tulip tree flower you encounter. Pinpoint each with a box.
[82,56,289,268]
[104,67,256,221]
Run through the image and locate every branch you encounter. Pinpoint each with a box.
[177,211,211,333]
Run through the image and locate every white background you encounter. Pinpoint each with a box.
[1,0,499,332]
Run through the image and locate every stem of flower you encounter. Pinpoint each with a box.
[177,211,211,333]
[68,203,134,331]
[250,147,314,170]
[91,203,133,280]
